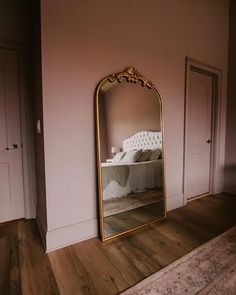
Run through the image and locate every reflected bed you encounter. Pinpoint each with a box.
[101,159,162,200]
[101,130,163,217]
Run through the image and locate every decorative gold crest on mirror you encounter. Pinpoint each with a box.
[109,66,154,88]
[95,66,166,241]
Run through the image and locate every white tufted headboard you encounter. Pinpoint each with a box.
[123,131,162,151]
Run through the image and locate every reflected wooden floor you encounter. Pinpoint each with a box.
[103,188,163,217]
[0,193,235,295]
[104,201,165,239]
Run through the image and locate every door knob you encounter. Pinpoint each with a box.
[6,143,18,150]
[206,139,211,144]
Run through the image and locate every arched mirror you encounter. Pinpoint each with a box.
[95,66,166,241]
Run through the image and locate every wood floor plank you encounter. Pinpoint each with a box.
[71,238,130,294]
[0,193,235,295]
[18,220,59,295]
[144,226,188,258]
[115,237,160,277]
[184,206,232,234]
[0,220,21,294]
[190,196,236,226]
[0,237,10,295]
[152,221,201,251]
[105,243,145,285]
[121,229,176,270]
[169,211,216,242]
[49,246,99,295]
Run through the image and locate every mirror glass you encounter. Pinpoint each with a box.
[96,67,166,241]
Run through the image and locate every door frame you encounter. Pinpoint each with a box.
[0,41,37,219]
[183,58,222,204]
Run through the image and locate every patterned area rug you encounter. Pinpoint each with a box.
[121,226,236,295]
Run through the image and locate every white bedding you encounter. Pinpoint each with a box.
[101,160,162,200]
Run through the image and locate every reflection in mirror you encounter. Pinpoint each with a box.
[96,67,166,241]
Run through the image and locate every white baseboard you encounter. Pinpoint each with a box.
[38,195,186,252]
[167,193,184,211]
[45,218,98,252]
[37,189,230,252]
[39,194,186,251]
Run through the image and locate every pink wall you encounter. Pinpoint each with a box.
[225,0,236,194]
[40,0,229,249]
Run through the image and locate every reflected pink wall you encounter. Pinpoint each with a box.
[40,0,229,248]
[104,82,161,159]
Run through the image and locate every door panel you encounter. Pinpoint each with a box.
[0,163,11,204]
[185,70,213,199]
[0,48,25,222]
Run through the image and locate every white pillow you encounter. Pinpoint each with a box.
[148,148,162,161]
[138,149,152,162]
[112,151,126,163]
[121,150,142,163]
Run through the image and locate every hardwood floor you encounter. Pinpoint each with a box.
[0,193,235,295]
[0,220,59,295]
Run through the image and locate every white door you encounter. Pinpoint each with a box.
[0,48,25,222]
[185,69,213,200]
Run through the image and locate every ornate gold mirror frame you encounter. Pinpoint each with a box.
[95,66,166,241]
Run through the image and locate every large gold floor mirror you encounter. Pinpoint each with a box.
[95,66,166,241]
